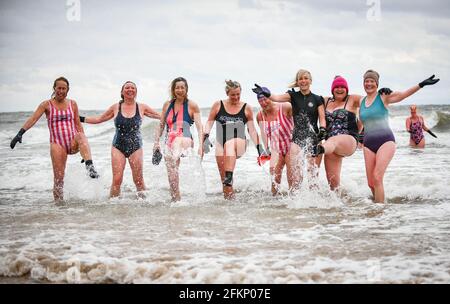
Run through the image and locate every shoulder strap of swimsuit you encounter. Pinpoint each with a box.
[343,95,350,109]
[135,102,140,118]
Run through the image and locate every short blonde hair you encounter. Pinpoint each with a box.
[288,69,312,88]
[225,79,241,94]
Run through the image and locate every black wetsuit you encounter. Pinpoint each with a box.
[287,90,324,151]
[112,102,143,158]
[215,100,248,146]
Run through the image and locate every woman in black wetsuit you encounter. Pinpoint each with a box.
[253,69,326,191]
[81,81,161,198]
[203,80,266,199]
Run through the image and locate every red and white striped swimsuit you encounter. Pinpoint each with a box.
[47,100,77,153]
[261,104,294,156]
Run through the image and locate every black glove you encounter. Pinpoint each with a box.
[79,116,86,123]
[317,127,327,141]
[10,128,26,149]
[358,129,364,144]
[266,145,271,156]
[427,130,437,138]
[378,88,392,95]
[252,84,271,98]
[203,134,213,154]
[256,144,268,157]
[419,75,440,88]
[152,148,162,165]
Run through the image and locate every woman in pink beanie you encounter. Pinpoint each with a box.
[313,75,364,190]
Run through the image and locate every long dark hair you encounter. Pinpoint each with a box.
[170,77,188,100]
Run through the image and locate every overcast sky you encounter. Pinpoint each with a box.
[0,0,449,112]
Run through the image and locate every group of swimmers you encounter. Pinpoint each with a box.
[10,70,439,203]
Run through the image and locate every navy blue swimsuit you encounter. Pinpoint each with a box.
[112,102,143,158]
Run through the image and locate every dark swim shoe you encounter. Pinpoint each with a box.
[152,148,162,165]
[86,164,100,179]
[312,145,325,157]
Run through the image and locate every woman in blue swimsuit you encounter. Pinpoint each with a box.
[81,81,161,198]
[359,70,439,203]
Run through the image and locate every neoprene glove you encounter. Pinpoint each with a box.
[252,84,271,98]
[152,148,162,165]
[358,129,365,144]
[427,130,437,138]
[256,144,269,157]
[378,88,393,95]
[203,134,213,154]
[10,128,26,149]
[318,127,327,141]
[419,75,440,88]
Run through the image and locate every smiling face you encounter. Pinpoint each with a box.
[364,78,378,95]
[227,87,241,103]
[121,82,137,100]
[297,73,311,92]
[332,86,348,101]
[53,80,69,101]
[258,96,270,108]
[174,81,187,100]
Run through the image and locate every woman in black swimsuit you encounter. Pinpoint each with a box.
[315,76,363,190]
[81,81,160,198]
[203,80,266,199]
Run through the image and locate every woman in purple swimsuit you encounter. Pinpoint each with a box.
[405,105,437,148]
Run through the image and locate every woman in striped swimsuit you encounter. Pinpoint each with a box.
[359,70,439,203]
[10,77,99,202]
[153,77,204,202]
[256,90,294,195]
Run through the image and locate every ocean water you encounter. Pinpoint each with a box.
[0,104,449,284]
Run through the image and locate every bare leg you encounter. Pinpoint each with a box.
[270,152,286,196]
[363,147,376,197]
[128,148,146,199]
[50,144,68,202]
[372,142,396,203]
[70,133,92,160]
[288,143,303,192]
[322,135,357,157]
[165,154,181,202]
[164,138,193,202]
[110,147,126,198]
[324,153,343,190]
[284,151,294,190]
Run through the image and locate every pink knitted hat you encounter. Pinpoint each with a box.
[331,76,349,94]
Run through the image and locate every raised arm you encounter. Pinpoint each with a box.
[23,101,48,130]
[83,105,115,124]
[10,101,48,149]
[383,75,440,105]
[252,83,291,103]
[143,104,161,120]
